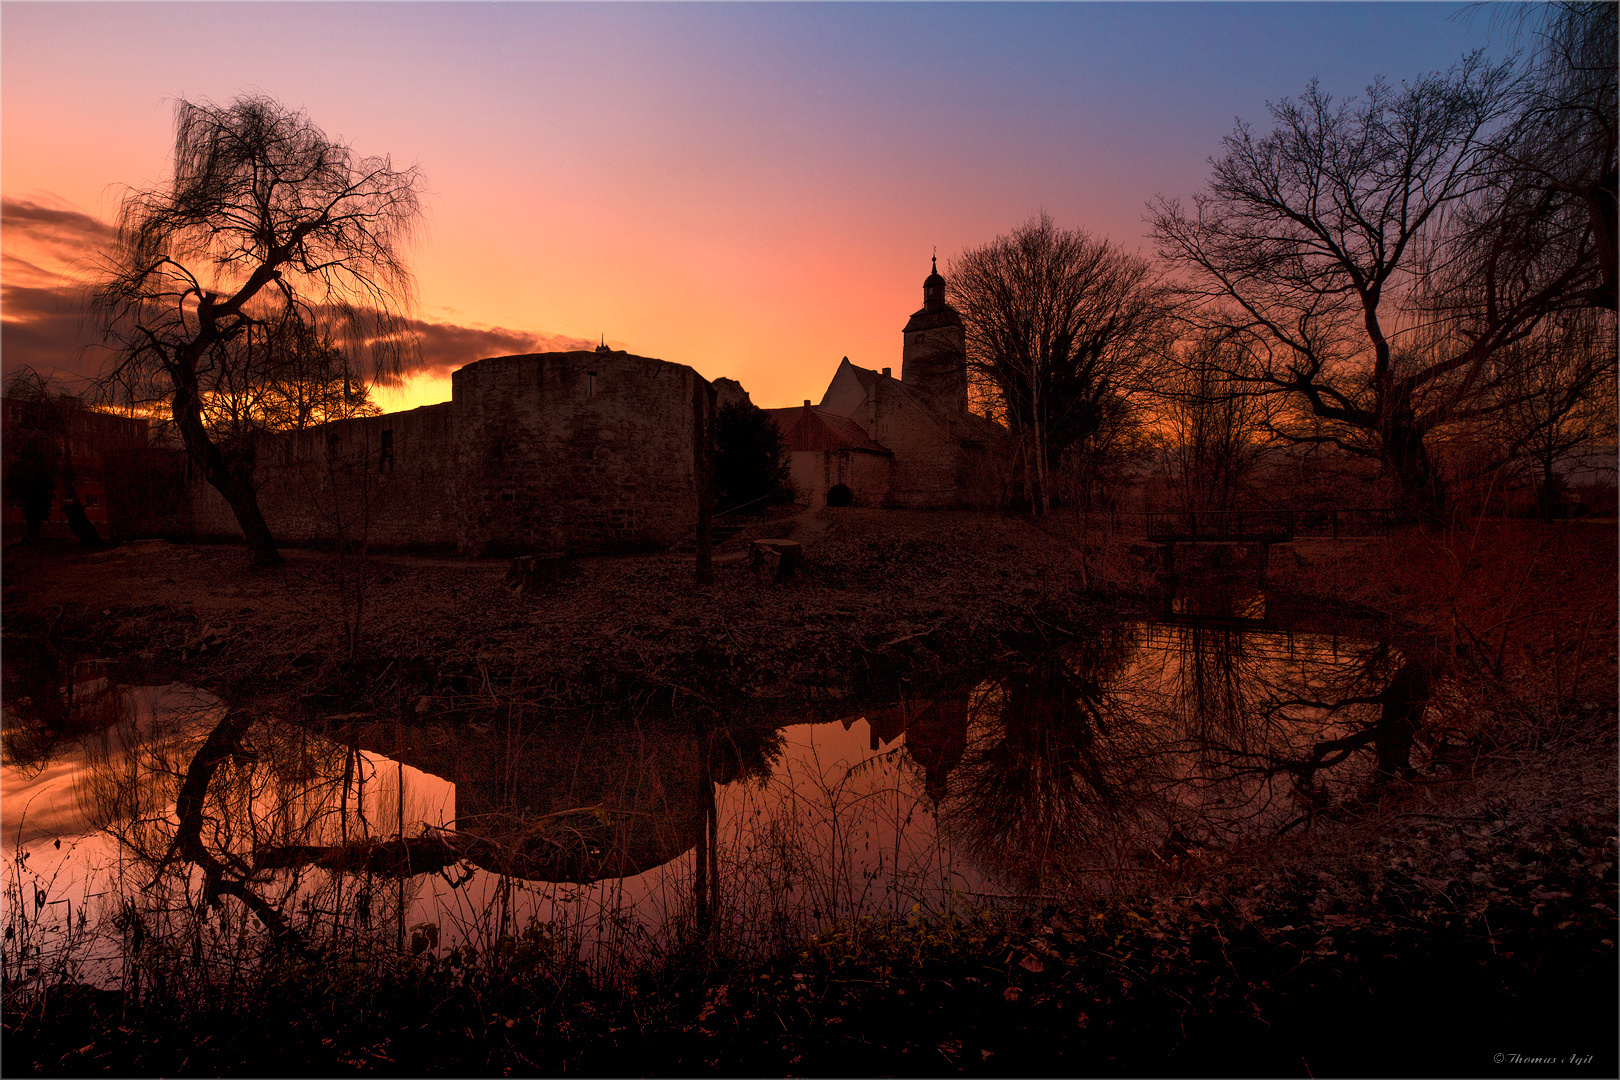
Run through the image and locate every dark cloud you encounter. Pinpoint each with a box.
[1,277,596,388]
[0,283,103,384]
[1,199,115,383]
[3,251,59,281]
[1,198,116,239]
[404,318,595,380]
[1,198,116,267]
[2,195,594,389]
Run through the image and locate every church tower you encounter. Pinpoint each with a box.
[901,256,967,415]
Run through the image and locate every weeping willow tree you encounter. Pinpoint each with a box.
[92,94,424,566]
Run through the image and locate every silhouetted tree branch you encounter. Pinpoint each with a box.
[92,94,424,566]
[1153,328,1280,515]
[1147,55,1600,520]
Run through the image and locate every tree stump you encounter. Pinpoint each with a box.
[749,539,801,585]
[505,553,568,594]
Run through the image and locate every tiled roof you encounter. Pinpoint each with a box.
[763,406,892,454]
[837,360,997,438]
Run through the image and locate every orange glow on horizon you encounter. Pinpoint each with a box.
[3,3,1498,414]
[371,371,455,414]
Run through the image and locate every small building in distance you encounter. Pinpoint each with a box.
[766,259,1004,509]
[762,399,894,509]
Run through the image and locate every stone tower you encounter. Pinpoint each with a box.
[901,256,967,415]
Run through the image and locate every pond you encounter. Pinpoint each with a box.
[3,590,1438,984]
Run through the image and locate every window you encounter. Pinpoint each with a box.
[587,371,599,399]
[379,429,394,472]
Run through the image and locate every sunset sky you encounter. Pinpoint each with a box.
[3,2,1503,413]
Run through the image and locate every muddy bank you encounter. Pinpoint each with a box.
[2,509,1125,722]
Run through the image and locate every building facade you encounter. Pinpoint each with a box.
[767,260,1005,509]
[2,395,149,537]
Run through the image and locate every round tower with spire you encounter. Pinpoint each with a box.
[901,255,967,415]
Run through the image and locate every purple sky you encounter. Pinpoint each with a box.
[2,2,1505,410]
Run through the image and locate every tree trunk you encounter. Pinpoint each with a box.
[1537,458,1562,521]
[54,412,103,549]
[693,379,716,585]
[1382,414,1446,523]
[1373,655,1432,783]
[172,375,282,566]
[213,467,283,567]
[62,501,104,549]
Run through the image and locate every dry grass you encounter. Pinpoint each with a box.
[3,509,1614,1074]
[2,510,1107,722]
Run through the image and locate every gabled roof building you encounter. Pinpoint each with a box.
[771,260,1005,509]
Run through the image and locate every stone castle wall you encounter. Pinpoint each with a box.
[185,402,462,550]
[452,352,704,555]
[866,386,961,508]
[104,447,193,541]
[177,352,705,555]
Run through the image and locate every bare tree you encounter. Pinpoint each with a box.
[1148,55,1615,520]
[92,94,424,566]
[1488,308,1617,517]
[1467,1,1617,313]
[949,213,1166,514]
[215,318,381,436]
[1155,329,1279,516]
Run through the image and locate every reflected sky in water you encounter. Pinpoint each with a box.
[4,598,1435,970]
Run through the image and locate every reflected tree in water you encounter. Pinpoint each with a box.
[941,632,1152,889]
[1156,624,1446,830]
[1,643,124,770]
[931,618,1450,888]
[55,677,791,965]
[73,699,367,953]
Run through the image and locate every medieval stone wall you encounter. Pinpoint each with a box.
[452,352,703,556]
[104,447,192,540]
[185,403,461,550]
[179,352,705,555]
[862,383,978,509]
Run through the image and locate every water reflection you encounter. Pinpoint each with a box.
[4,589,1442,970]
[344,713,714,883]
[943,635,1149,890]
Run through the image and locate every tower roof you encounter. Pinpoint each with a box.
[910,253,960,328]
